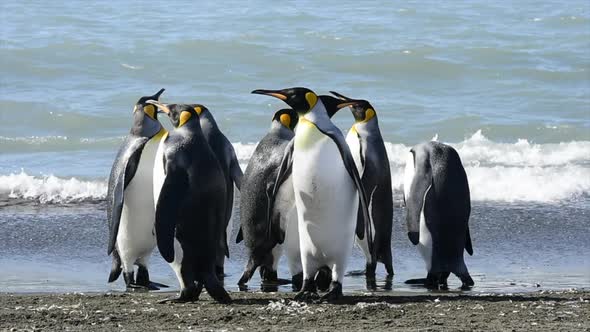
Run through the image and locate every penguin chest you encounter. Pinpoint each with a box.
[292,125,358,255]
[152,135,167,206]
[346,127,364,177]
[418,192,434,271]
[118,136,160,255]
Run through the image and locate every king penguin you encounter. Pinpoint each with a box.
[331,91,394,288]
[147,101,231,303]
[187,104,243,279]
[106,88,168,290]
[403,141,474,289]
[252,87,373,302]
[236,108,302,289]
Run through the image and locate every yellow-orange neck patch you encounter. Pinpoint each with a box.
[143,105,156,119]
[279,114,291,128]
[179,111,192,127]
[305,92,318,111]
[194,106,203,115]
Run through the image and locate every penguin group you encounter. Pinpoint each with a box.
[106,86,475,303]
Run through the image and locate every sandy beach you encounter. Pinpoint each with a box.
[1,289,587,331]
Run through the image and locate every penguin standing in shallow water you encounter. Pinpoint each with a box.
[331,91,394,288]
[236,108,301,289]
[403,141,474,289]
[147,101,231,303]
[252,87,372,302]
[106,88,168,290]
[189,104,243,279]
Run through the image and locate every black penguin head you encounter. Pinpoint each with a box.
[134,88,165,120]
[330,91,377,123]
[252,87,318,115]
[272,108,298,131]
[318,95,361,118]
[146,101,200,128]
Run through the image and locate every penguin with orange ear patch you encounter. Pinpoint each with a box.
[106,88,169,291]
[331,91,394,289]
[146,101,231,304]
[187,104,243,280]
[236,108,301,290]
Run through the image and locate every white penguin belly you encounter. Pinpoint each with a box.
[417,186,433,271]
[293,125,358,264]
[117,136,160,265]
[346,128,374,261]
[345,128,363,176]
[275,176,301,275]
[403,151,415,204]
[152,134,167,207]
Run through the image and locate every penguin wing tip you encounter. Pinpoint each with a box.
[408,232,420,245]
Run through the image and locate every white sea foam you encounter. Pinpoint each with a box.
[386,131,590,203]
[0,171,106,204]
[1,132,588,204]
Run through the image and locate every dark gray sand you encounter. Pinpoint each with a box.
[0,290,588,331]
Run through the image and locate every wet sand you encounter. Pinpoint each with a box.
[0,289,588,331]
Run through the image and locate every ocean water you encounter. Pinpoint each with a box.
[1,1,589,293]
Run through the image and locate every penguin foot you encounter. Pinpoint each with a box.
[159,283,203,304]
[345,269,366,277]
[365,278,377,291]
[150,281,170,289]
[294,278,318,302]
[315,267,332,292]
[365,262,377,291]
[320,282,343,303]
[291,273,303,292]
[458,273,475,290]
[294,290,320,303]
[204,275,232,304]
[127,283,151,292]
[404,278,428,285]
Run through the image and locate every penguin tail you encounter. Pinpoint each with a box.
[108,250,122,283]
[465,227,474,256]
[377,245,394,276]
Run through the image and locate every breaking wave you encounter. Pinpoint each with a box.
[1,131,588,204]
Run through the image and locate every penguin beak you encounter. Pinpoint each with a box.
[150,88,166,101]
[329,90,353,102]
[336,101,361,109]
[146,100,171,114]
[251,89,288,101]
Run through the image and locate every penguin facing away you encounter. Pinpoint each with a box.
[403,141,474,289]
[188,104,243,279]
[106,88,168,290]
[236,108,301,289]
[331,91,394,288]
[146,101,231,303]
[252,87,373,302]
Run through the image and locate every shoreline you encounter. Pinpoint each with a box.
[1,289,587,331]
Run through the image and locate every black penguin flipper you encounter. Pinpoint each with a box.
[235,227,244,243]
[228,146,244,190]
[314,124,373,254]
[267,139,294,243]
[465,227,474,256]
[106,137,148,255]
[405,148,433,245]
[155,169,188,263]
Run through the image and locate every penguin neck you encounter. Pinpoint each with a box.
[301,100,330,125]
[176,119,203,138]
[198,111,220,137]
[130,113,162,138]
[353,117,380,138]
[270,121,294,138]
